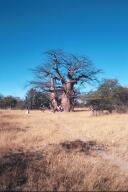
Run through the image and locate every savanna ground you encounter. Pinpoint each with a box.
[0,109,128,191]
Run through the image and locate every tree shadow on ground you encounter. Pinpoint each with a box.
[0,151,44,191]
[0,122,29,132]
[0,140,108,191]
[60,139,107,155]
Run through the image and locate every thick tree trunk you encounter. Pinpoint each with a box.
[61,79,74,112]
[50,76,58,112]
[61,92,71,112]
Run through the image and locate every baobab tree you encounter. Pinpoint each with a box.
[30,50,100,112]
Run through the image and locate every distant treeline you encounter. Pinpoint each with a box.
[0,95,25,109]
[0,91,50,110]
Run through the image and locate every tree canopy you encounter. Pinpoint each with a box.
[31,50,100,112]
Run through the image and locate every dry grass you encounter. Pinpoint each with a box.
[0,109,128,191]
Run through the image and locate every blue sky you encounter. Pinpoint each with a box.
[0,0,128,98]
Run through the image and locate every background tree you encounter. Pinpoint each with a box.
[15,97,26,109]
[26,88,49,109]
[0,94,4,108]
[86,79,128,113]
[86,79,119,112]
[3,96,17,109]
[0,94,25,109]
[112,86,128,112]
[31,50,100,112]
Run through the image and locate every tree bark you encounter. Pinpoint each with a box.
[50,76,58,112]
[61,92,71,112]
[61,78,74,112]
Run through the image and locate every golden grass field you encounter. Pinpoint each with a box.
[0,109,128,191]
